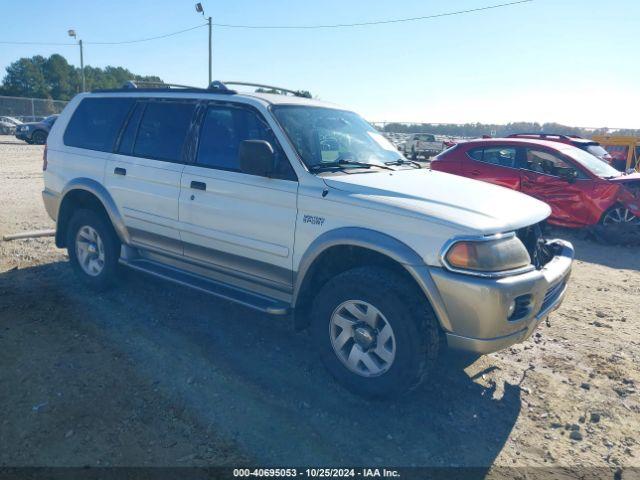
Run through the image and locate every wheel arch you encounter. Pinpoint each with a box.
[292,227,452,332]
[56,178,129,248]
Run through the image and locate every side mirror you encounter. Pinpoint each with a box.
[558,169,577,183]
[239,140,275,177]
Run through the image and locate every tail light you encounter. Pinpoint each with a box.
[42,144,48,171]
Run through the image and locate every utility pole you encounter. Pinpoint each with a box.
[196,4,212,85]
[208,16,212,84]
[68,29,85,92]
[79,39,85,91]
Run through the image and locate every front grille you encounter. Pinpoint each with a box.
[516,223,554,269]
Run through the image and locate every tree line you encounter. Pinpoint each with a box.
[0,54,163,101]
[380,122,640,139]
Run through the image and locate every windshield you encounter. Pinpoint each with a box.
[272,106,401,170]
[584,144,610,158]
[563,146,621,178]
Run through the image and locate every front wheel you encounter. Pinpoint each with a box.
[310,266,440,398]
[601,206,640,226]
[66,209,121,290]
[31,130,47,145]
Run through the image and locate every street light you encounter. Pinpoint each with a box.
[195,3,212,85]
[68,29,85,92]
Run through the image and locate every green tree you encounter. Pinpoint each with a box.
[43,54,76,100]
[1,56,49,98]
[1,53,165,100]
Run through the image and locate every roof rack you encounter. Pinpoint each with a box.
[92,80,237,94]
[92,79,309,97]
[222,81,311,98]
[507,133,587,140]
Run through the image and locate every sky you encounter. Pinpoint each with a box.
[1,0,639,128]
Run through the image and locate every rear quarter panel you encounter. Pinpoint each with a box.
[44,94,109,197]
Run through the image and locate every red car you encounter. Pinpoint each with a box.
[431,138,640,228]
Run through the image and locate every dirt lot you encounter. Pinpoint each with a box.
[1,135,639,474]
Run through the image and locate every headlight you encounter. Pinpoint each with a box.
[442,234,532,277]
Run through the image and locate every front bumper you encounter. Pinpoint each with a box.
[430,239,573,354]
[15,131,31,141]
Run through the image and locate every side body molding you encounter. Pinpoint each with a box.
[292,227,454,332]
[57,178,131,246]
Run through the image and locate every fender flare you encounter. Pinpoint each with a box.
[57,178,130,246]
[292,227,453,331]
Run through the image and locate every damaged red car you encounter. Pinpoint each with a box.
[431,138,640,228]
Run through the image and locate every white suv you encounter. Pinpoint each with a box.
[42,81,573,397]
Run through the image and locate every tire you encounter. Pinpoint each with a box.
[310,266,440,398]
[66,209,121,291]
[31,130,47,145]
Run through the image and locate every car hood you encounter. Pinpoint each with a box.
[607,172,640,183]
[323,168,551,235]
[18,122,40,128]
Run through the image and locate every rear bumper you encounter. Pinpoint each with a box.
[429,239,573,354]
[42,189,60,222]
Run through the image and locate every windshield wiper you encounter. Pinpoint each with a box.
[385,158,422,168]
[310,159,394,172]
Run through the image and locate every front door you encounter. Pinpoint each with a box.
[105,99,197,255]
[519,147,594,227]
[178,102,299,294]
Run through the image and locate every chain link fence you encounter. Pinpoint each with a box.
[0,95,68,123]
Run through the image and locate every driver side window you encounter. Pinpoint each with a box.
[524,149,586,178]
[196,105,296,180]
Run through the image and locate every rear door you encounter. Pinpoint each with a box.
[178,102,299,293]
[462,145,521,190]
[105,99,197,255]
[519,147,594,226]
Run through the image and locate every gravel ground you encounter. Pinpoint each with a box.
[0,136,638,475]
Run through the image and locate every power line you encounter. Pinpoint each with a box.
[85,24,207,45]
[211,0,533,29]
[0,24,207,47]
[0,1,532,47]
[0,41,75,46]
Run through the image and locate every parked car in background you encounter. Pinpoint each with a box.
[0,119,16,135]
[432,138,640,228]
[591,135,640,172]
[507,133,613,164]
[15,114,58,144]
[401,133,443,159]
[0,116,22,134]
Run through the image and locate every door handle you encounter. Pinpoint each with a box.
[114,167,126,176]
[190,181,206,191]
[471,169,481,176]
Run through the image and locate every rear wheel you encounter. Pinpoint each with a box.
[66,209,120,290]
[310,266,440,398]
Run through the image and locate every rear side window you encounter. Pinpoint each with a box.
[468,146,517,167]
[117,102,145,155]
[64,98,134,152]
[133,101,196,162]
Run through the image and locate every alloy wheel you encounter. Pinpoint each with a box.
[75,225,106,277]
[602,207,640,226]
[329,300,396,377]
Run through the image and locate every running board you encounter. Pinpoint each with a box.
[120,258,290,316]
